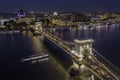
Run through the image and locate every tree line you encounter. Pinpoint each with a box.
[0,20,28,31]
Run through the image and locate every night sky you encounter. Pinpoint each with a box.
[0,0,120,12]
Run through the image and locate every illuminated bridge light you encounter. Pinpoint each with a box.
[78,54,84,61]
[80,64,85,69]
[71,50,76,54]
[88,55,92,59]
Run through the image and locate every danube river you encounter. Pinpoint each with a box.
[0,24,120,80]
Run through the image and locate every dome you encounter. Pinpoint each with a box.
[53,12,58,16]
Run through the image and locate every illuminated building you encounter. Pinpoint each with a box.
[18,9,26,18]
[53,12,58,16]
[16,9,35,24]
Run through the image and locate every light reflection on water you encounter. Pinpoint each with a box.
[0,32,71,80]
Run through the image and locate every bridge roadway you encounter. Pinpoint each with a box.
[39,29,120,80]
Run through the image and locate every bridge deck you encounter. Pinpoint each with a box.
[39,29,120,80]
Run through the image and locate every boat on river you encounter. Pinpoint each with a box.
[21,53,49,62]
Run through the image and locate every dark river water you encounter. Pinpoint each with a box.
[0,32,70,80]
[0,24,120,80]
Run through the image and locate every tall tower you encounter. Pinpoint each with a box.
[18,9,26,18]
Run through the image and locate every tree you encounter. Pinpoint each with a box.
[41,19,50,26]
[8,20,16,30]
[3,21,8,26]
[17,22,28,30]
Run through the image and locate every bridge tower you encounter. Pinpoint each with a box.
[74,39,94,60]
[70,39,94,76]
[35,22,42,31]
[33,22,43,35]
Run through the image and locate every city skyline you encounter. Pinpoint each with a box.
[0,0,120,12]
